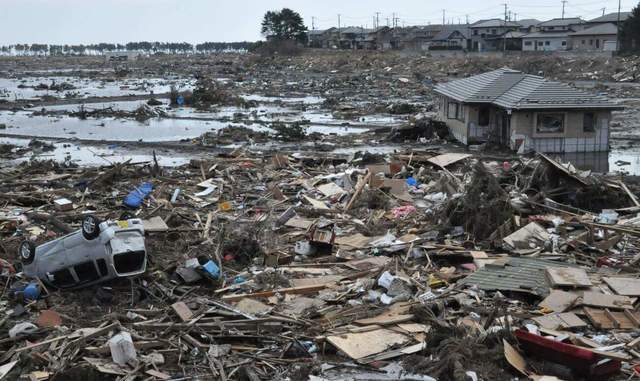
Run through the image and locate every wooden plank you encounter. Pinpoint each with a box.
[624,309,640,328]
[582,291,635,310]
[427,153,472,168]
[604,309,620,329]
[326,328,410,360]
[532,312,587,330]
[221,284,327,302]
[583,307,639,329]
[546,267,592,288]
[603,277,640,296]
[354,314,414,326]
[539,290,579,312]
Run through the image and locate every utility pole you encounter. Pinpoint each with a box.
[514,13,517,21]
[312,16,316,30]
[561,0,568,19]
[616,0,621,51]
[338,14,341,29]
[601,7,606,16]
[442,9,445,25]
[376,12,381,28]
[466,14,469,24]
[386,18,390,27]
[503,4,508,52]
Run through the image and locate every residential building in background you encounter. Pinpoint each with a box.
[305,12,630,53]
[434,68,623,153]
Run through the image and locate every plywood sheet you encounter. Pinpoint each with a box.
[603,277,640,296]
[326,329,410,360]
[546,267,592,288]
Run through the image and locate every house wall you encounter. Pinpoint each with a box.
[510,110,611,152]
[522,37,568,51]
[437,96,469,144]
[571,34,617,51]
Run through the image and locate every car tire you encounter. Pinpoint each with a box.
[82,215,101,240]
[19,241,36,265]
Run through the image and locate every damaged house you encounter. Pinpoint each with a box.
[434,68,623,153]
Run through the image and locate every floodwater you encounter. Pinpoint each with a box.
[0,77,193,100]
[0,137,194,167]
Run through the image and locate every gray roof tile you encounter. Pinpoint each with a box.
[434,68,622,110]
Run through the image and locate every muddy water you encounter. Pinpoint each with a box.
[0,77,193,100]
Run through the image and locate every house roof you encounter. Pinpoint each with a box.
[538,17,584,27]
[308,29,328,35]
[521,31,571,39]
[432,25,470,40]
[569,22,618,36]
[588,12,631,23]
[516,19,541,28]
[471,19,521,28]
[485,30,527,39]
[434,68,622,110]
[337,27,372,34]
[459,257,574,297]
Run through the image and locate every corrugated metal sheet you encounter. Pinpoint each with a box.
[458,257,574,297]
[435,68,622,110]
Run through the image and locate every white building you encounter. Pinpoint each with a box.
[522,31,570,51]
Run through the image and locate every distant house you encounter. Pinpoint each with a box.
[570,23,619,51]
[434,68,623,153]
[307,29,334,48]
[105,51,141,61]
[587,12,631,26]
[469,19,521,51]
[363,27,393,50]
[428,25,470,50]
[334,27,372,49]
[537,17,585,32]
[521,18,585,51]
[522,31,571,51]
[515,19,541,33]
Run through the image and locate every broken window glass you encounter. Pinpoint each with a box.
[583,112,596,132]
[536,113,564,133]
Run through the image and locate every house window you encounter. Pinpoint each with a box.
[589,39,593,45]
[538,41,544,46]
[582,40,585,44]
[583,112,596,132]
[473,30,478,35]
[524,41,532,46]
[447,101,464,121]
[491,29,497,34]
[478,107,491,126]
[545,41,550,46]
[536,113,565,134]
[561,41,567,46]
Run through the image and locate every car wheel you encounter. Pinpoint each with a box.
[82,215,101,240]
[19,241,36,265]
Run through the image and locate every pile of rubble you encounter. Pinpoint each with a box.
[1,149,640,380]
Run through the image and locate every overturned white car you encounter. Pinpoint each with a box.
[19,215,147,289]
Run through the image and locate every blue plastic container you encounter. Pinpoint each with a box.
[123,182,154,209]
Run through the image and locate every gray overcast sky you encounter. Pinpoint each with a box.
[0,0,636,45]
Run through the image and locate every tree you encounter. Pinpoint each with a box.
[621,4,640,51]
[261,8,307,44]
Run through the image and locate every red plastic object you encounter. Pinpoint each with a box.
[515,329,621,380]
